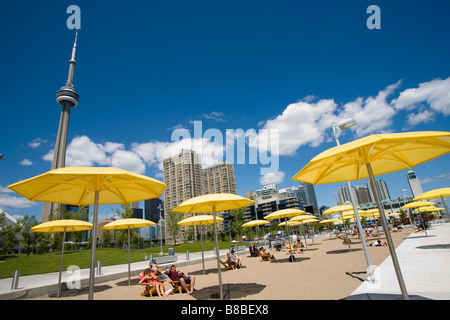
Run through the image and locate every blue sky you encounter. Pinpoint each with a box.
[1,0,449,222]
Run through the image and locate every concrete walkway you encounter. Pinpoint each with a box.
[348,223,450,300]
[0,247,233,300]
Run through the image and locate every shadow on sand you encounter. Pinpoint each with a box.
[192,282,266,300]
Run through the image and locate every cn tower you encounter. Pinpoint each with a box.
[40,30,80,222]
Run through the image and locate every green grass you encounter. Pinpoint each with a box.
[0,241,244,279]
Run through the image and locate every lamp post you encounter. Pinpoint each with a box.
[332,119,375,281]
[157,203,163,255]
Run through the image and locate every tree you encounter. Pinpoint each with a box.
[18,215,39,256]
[229,208,245,241]
[166,209,183,245]
[111,204,135,249]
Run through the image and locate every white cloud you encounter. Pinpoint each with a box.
[28,137,47,149]
[405,109,435,127]
[259,171,285,186]
[392,77,450,116]
[0,194,36,209]
[20,159,33,166]
[340,81,401,137]
[253,81,401,156]
[255,99,338,156]
[111,149,146,174]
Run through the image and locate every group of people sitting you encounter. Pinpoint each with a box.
[283,240,304,255]
[249,245,277,261]
[139,258,195,298]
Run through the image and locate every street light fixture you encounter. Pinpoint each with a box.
[332,119,375,281]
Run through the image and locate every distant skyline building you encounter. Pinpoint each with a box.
[407,170,424,198]
[355,186,371,204]
[41,31,80,222]
[144,198,164,223]
[298,182,319,216]
[202,161,237,195]
[337,184,358,206]
[367,178,391,202]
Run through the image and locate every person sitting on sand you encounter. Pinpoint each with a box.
[259,247,276,260]
[166,265,195,295]
[150,258,162,275]
[139,268,166,298]
[370,240,387,247]
[231,249,244,268]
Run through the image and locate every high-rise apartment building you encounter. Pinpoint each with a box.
[298,182,319,216]
[163,149,202,212]
[407,170,424,198]
[355,186,371,204]
[367,178,391,202]
[202,161,237,195]
[163,149,202,244]
[337,184,358,206]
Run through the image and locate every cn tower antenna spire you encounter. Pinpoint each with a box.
[66,29,78,87]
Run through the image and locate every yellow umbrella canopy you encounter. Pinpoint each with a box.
[319,218,341,224]
[264,208,307,220]
[292,131,450,184]
[8,167,166,205]
[102,218,156,230]
[241,220,270,227]
[30,219,93,298]
[178,215,224,226]
[322,204,360,215]
[297,218,319,224]
[173,193,254,214]
[413,188,450,201]
[289,214,315,222]
[173,193,254,300]
[8,166,165,300]
[415,206,444,213]
[31,219,93,233]
[401,201,436,209]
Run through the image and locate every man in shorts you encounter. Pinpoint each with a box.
[166,265,195,294]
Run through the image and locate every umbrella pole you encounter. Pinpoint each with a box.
[285,216,293,260]
[212,206,224,300]
[347,181,374,280]
[302,224,308,249]
[201,224,205,275]
[367,163,409,300]
[128,226,131,286]
[88,190,100,300]
[57,228,66,298]
[340,212,351,252]
[441,196,450,222]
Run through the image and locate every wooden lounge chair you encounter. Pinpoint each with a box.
[140,279,165,297]
[220,259,235,270]
[169,280,191,294]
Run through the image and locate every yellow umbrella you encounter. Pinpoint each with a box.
[413,188,450,220]
[178,215,224,274]
[241,220,270,227]
[8,166,165,300]
[31,219,93,298]
[102,218,156,285]
[401,201,436,209]
[289,214,314,222]
[173,193,254,300]
[415,206,444,213]
[293,130,450,300]
[265,209,307,256]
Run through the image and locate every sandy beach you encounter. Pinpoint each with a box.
[25,228,412,300]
